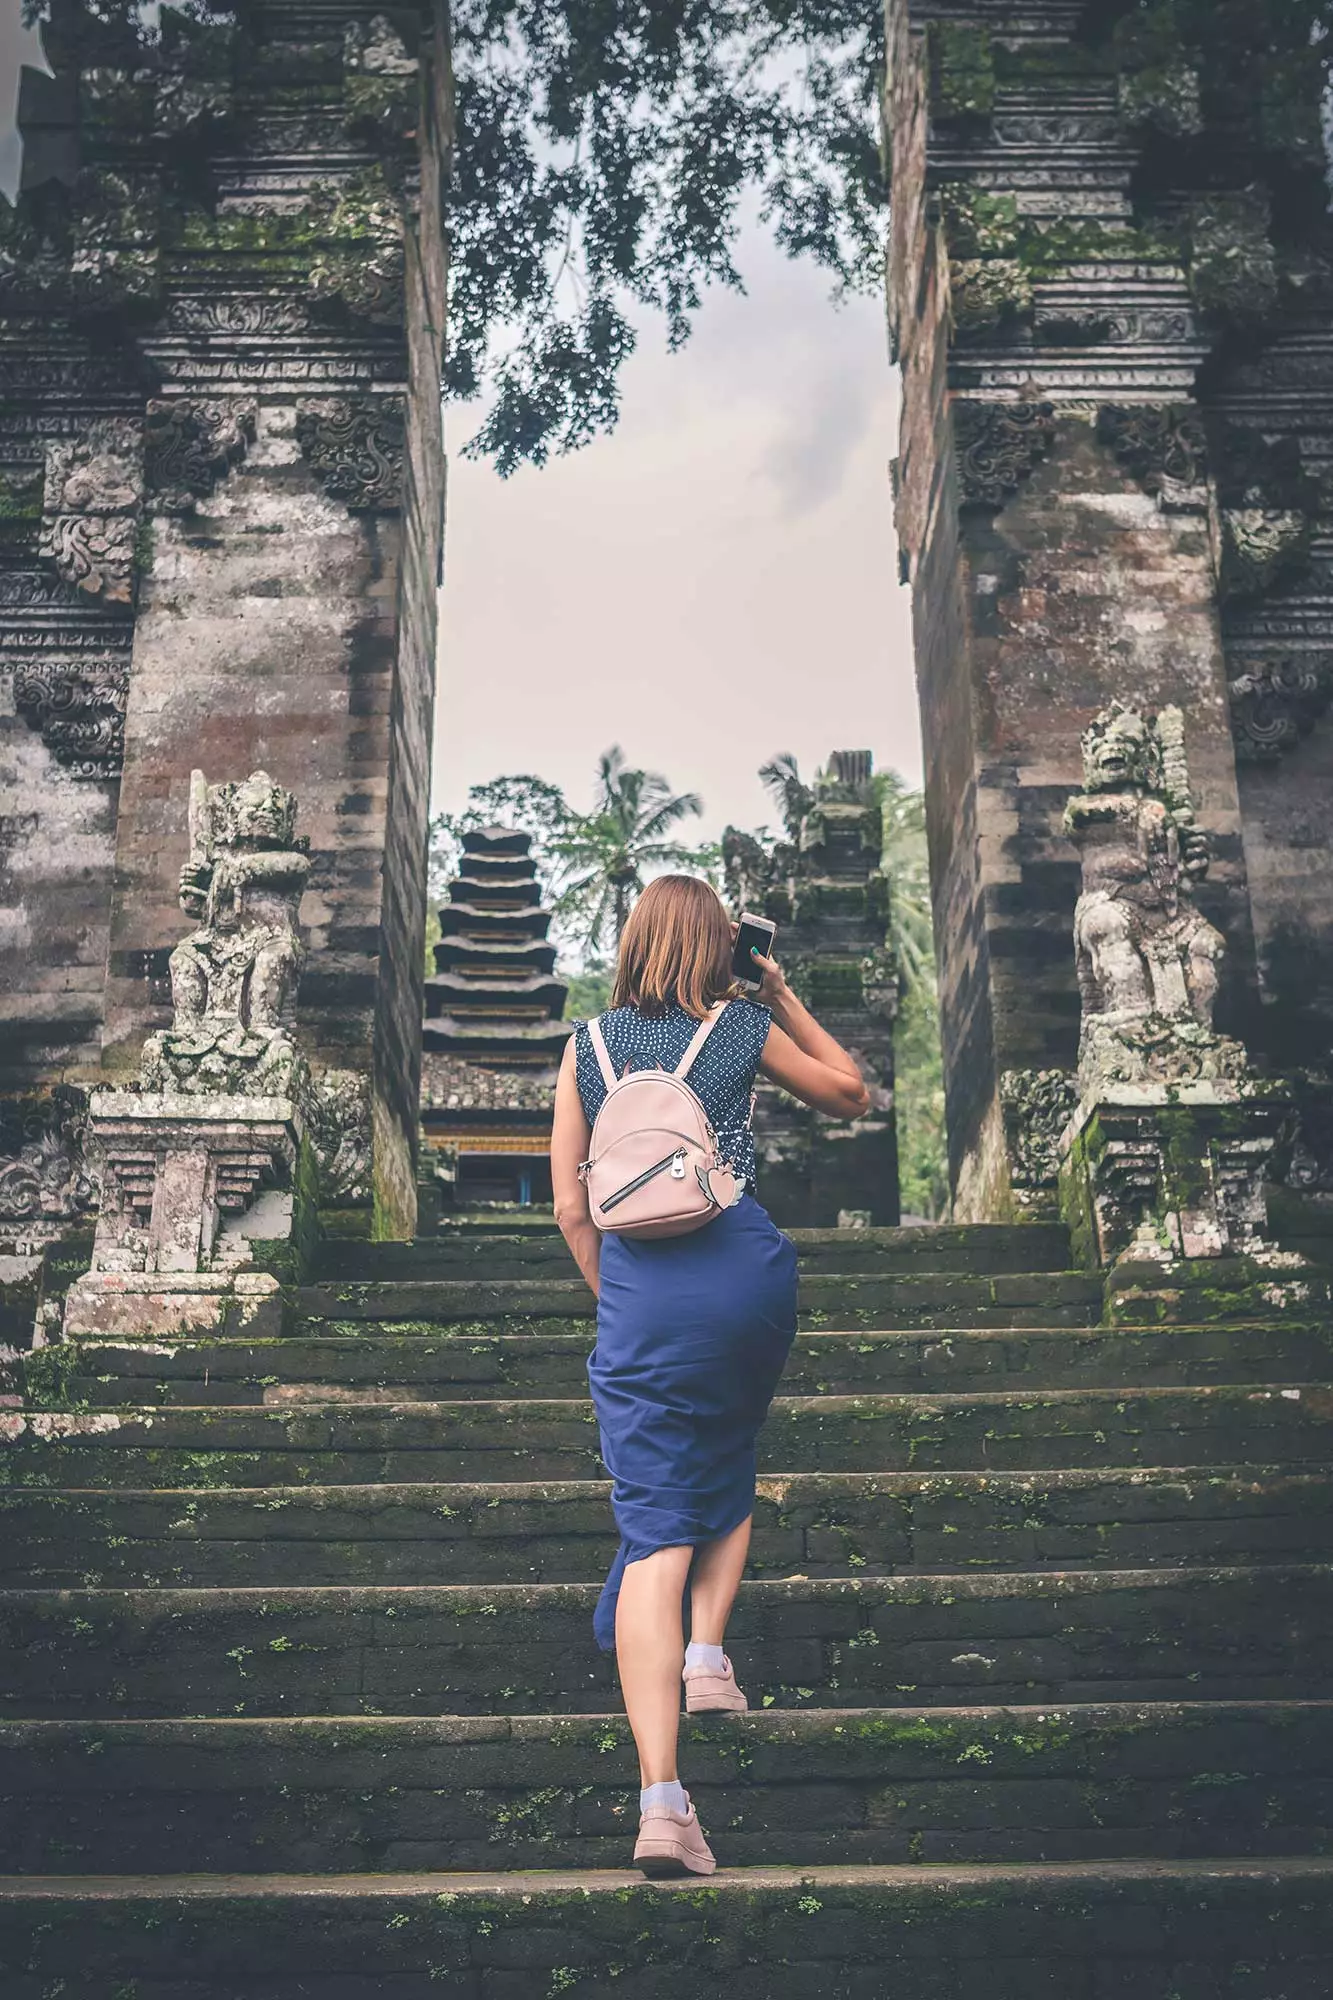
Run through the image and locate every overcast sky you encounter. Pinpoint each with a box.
[440,246,918,843]
[2,3,920,842]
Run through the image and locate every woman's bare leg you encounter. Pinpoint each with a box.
[616,1544,694,1785]
[688,1515,752,1648]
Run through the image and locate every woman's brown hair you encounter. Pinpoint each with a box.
[611,875,737,1019]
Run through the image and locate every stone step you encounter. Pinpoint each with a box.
[1,1702,1327,1873]
[2,1568,1327,1719]
[312,1224,1078,1282]
[5,1385,1329,1486]
[4,1467,1326,1587]
[40,1321,1333,1406]
[2,1858,1331,2000]
[294,1270,1104,1334]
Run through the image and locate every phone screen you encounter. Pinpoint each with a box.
[732,913,776,987]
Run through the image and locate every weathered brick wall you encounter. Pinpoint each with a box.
[886,3,1001,1209]
[0,707,116,1097]
[103,432,401,1081]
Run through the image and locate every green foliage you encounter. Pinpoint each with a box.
[927,22,995,119]
[552,744,713,953]
[426,753,714,972]
[870,769,946,1220]
[428,773,572,908]
[448,0,887,472]
[895,979,947,1222]
[562,964,613,1018]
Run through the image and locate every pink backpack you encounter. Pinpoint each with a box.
[579,1003,743,1239]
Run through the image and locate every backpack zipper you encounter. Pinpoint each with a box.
[598,1148,689,1214]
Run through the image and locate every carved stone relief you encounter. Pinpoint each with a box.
[308,1068,372,1204]
[39,419,143,607]
[12,655,129,778]
[0,1089,98,1243]
[1000,1067,1079,1202]
[953,401,1055,509]
[1096,404,1208,495]
[295,398,404,509]
[1228,655,1333,762]
[143,399,255,513]
[1220,509,1312,601]
[138,769,311,1098]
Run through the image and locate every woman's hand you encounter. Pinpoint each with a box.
[747,948,789,1010]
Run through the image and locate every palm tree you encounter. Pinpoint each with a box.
[873,768,936,1000]
[758,752,815,843]
[553,746,708,954]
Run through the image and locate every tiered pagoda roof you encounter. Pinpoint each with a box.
[423,827,574,1066]
[420,829,573,1204]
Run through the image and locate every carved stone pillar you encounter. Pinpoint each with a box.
[64,1092,298,1338]
[1,0,452,1239]
[884,2,1333,1217]
[724,752,898,1226]
[64,765,313,1337]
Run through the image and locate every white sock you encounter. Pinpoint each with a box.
[640,1779,688,1816]
[685,1641,727,1674]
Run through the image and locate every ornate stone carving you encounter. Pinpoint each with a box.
[138,770,311,1098]
[1096,404,1208,494]
[12,655,128,778]
[1228,655,1333,762]
[0,1089,98,1242]
[1063,1093,1293,1266]
[953,401,1055,509]
[1000,1067,1079,1201]
[344,14,419,140]
[143,400,255,512]
[950,260,1032,338]
[1284,1075,1333,1194]
[1220,509,1312,602]
[39,420,144,607]
[167,295,307,337]
[858,946,901,1024]
[308,170,405,326]
[1185,191,1278,327]
[295,399,404,510]
[308,1068,372,1204]
[1064,704,1245,1092]
[69,169,161,314]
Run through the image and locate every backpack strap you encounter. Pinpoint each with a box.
[674,1001,727,1081]
[585,1015,618,1094]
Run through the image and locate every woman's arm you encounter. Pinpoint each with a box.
[750,948,871,1119]
[550,1034,601,1296]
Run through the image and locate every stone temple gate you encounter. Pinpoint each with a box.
[1,2,1332,1248]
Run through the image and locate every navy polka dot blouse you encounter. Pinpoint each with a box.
[574,997,773,1189]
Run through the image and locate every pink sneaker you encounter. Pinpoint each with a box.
[633,1793,717,1877]
[683,1654,748,1714]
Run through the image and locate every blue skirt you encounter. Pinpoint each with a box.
[587,1193,799,1651]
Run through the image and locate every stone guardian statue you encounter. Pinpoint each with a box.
[1063,704,1243,1090]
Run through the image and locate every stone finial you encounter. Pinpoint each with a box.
[1064,702,1244,1092]
[138,769,311,1098]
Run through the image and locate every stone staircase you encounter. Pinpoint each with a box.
[1,1223,1332,1994]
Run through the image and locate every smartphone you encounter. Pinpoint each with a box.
[732,911,777,990]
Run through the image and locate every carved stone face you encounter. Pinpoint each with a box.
[220,771,297,849]
[1082,707,1151,792]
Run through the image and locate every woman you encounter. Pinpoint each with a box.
[550,874,870,1877]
